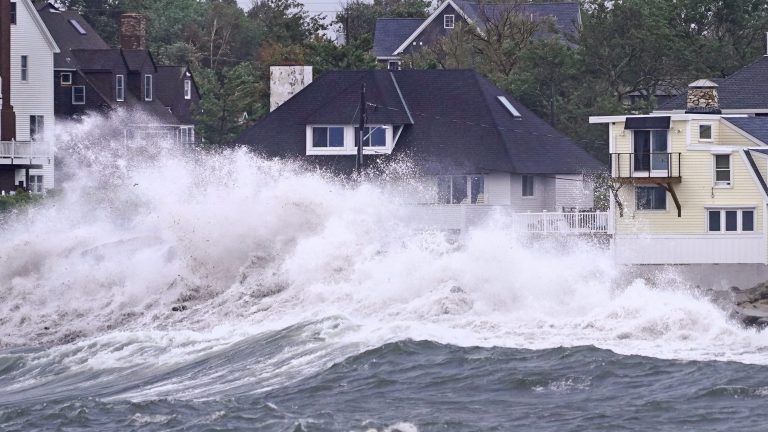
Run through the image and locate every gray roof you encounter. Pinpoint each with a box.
[69,49,125,70]
[373,1,580,57]
[235,70,603,175]
[373,18,425,57]
[659,57,768,111]
[725,117,768,144]
[37,2,110,69]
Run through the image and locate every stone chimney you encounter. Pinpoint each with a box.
[270,66,313,112]
[120,13,148,50]
[686,79,720,114]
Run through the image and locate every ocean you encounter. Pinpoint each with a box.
[2,114,768,431]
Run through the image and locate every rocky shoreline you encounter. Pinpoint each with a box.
[707,282,768,328]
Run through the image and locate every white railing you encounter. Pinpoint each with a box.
[404,204,610,234]
[0,141,51,158]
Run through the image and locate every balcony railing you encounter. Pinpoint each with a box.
[610,152,682,179]
[0,141,52,159]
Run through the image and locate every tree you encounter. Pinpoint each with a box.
[335,0,431,49]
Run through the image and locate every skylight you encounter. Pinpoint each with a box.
[497,96,521,118]
[69,19,87,35]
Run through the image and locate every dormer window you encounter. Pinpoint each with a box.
[444,14,455,29]
[184,79,192,100]
[312,126,344,147]
[116,74,125,101]
[358,126,386,147]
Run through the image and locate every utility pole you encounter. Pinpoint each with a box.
[0,0,16,141]
[356,82,366,175]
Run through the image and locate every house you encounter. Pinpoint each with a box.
[590,79,768,265]
[236,67,603,223]
[0,0,58,194]
[372,0,581,69]
[36,2,199,143]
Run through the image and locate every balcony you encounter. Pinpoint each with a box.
[0,141,52,167]
[610,152,682,184]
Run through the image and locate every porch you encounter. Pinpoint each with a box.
[0,141,52,166]
[404,205,610,234]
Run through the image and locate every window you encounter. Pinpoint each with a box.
[11,2,16,25]
[69,19,87,35]
[498,96,521,118]
[72,86,85,104]
[522,175,534,197]
[29,176,44,194]
[699,123,713,141]
[29,115,44,141]
[144,74,153,101]
[60,72,72,85]
[20,55,28,81]
[184,79,192,100]
[312,127,344,148]
[357,126,386,147]
[636,186,666,210]
[180,127,195,144]
[437,175,485,204]
[388,61,400,71]
[708,209,755,232]
[444,14,455,28]
[714,154,731,186]
[116,74,124,101]
[633,130,669,172]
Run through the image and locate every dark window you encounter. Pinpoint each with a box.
[714,154,731,185]
[699,124,712,140]
[10,2,16,25]
[708,210,720,232]
[312,127,344,148]
[522,175,534,197]
[470,176,484,204]
[116,75,124,101]
[633,129,668,172]
[725,210,738,231]
[451,176,467,204]
[72,86,85,104]
[29,175,44,194]
[388,61,400,71]
[60,72,72,85]
[357,126,386,147]
[743,210,755,232]
[144,74,153,101]
[636,186,666,210]
[29,115,44,140]
[20,55,28,81]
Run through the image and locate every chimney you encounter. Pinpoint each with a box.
[120,13,148,50]
[270,66,312,112]
[0,0,16,141]
[686,79,720,114]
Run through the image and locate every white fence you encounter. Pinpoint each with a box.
[404,205,609,234]
[0,141,51,159]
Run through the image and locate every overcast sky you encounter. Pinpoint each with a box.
[235,0,345,18]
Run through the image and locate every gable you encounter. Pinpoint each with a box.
[394,0,472,55]
[15,0,59,53]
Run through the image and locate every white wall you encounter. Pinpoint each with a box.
[555,174,595,210]
[485,172,511,205]
[510,174,557,212]
[614,234,767,264]
[9,0,56,190]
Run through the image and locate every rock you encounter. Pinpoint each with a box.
[725,280,768,328]
[171,304,188,312]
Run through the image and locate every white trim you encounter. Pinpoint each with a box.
[634,185,668,212]
[184,79,192,100]
[19,0,60,53]
[712,153,732,187]
[60,72,72,85]
[705,207,756,233]
[116,74,124,101]
[390,72,413,124]
[698,122,713,142]
[589,114,750,124]
[144,74,153,101]
[444,14,455,29]
[71,85,85,104]
[393,0,474,55]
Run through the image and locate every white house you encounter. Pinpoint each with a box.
[0,0,58,193]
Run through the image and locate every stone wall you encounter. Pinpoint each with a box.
[686,87,719,110]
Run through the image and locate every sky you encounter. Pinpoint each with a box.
[236,0,345,39]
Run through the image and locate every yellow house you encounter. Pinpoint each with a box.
[591,80,768,265]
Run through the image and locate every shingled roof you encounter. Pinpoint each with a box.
[373,18,426,58]
[235,69,602,175]
[36,2,109,69]
[373,0,581,58]
[724,117,768,144]
[658,57,768,111]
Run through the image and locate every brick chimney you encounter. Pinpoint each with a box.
[270,66,313,111]
[120,13,148,50]
[686,79,720,114]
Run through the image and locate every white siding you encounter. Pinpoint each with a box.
[614,234,767,264]
[7,0,57,190]
[510,174,556,212]
[555,174,595,210]
[484,172,511,205]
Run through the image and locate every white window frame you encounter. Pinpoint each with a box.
[713,153,732,188]
[116,74,125,101]
[444,14,455,29]
[699,122,713,142]
[631,129,670,173]
[305,125,394,155]
[358,125,388,148]
[184,79,192,100]
[706,208,756,233]
[20,55,28,82]
[311,126,346,149]
[522,175,535,197]
[29,175,44,194]
[388,61,400,71]
[144,74,153,101]
[635,185,668,211]
[60,72,73,85]
[72,86,86,104]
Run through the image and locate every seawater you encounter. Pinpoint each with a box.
[2,113,768,431]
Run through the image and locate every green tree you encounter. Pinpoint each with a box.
[335,0,431,49]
